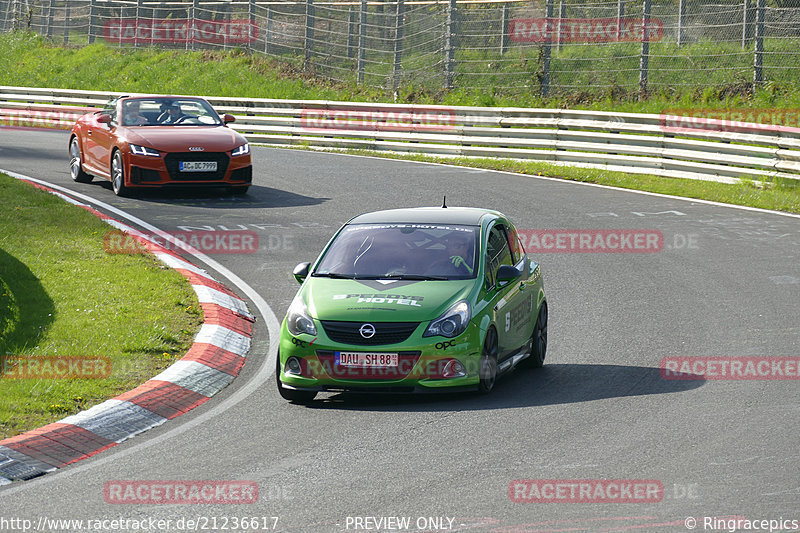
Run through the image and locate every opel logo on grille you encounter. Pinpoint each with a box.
[359,323,376,339]
[189,147,204,151]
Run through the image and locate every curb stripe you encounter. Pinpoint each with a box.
[180,343,246,377]
[193,323,251,357]
[200,303,254,337]
[182,271,243,297]
[154,252,215,279]
[149,361,237,397]
[194,285,254,319]
[0,178,253,484]
[0,424,116,468]
[114,381,210,420]
[0,446,56,480]
[58,400,168,443]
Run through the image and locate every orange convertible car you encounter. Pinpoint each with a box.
[69,96,253,196]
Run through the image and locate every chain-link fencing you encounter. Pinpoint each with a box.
[2,0,799,97]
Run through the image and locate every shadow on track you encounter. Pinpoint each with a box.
[91,181,328,209]
[298,363,705,412]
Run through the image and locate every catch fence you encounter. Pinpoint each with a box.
[2,0,800,96]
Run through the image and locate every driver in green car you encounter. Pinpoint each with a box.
[446,233,474,275]
[428,231,474,276]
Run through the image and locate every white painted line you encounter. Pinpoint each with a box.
[193,323,251,357]
[193,285,253,319]
[153,252,214,280]
[150,360,236,397]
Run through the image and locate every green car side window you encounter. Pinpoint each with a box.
[486,224,513,288]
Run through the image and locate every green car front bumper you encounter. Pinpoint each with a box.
[277,320,484,393]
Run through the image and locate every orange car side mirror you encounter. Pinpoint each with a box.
[97,113,112,125]
[223,114,236,124]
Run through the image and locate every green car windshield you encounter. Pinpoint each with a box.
[314,223,479,280]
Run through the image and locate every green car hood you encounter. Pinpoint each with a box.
[303,278,475,323]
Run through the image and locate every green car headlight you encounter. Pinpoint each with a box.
[286,296,316,336]
[423,300,470,338]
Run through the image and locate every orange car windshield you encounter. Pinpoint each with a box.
[121,98,223,127]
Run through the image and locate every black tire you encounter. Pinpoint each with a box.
[478,327,498,394]
[524,302,548,368]
[231,186,249,196]
[276,356,317,403]
[111,150,128,197]
[69,137,93,183]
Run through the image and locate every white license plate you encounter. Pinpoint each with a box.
[180,161,217,172]
[335,352,399,367]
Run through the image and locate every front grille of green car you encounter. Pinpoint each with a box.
[320,321,420,346]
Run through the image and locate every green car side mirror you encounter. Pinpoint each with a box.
[496,264,522,285]
[293,262,311,284]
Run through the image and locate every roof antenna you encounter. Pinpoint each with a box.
[441,195,447,209]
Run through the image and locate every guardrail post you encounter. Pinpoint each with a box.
[63,1,70,45]
[677,0,685,46]
[190,0,199,51]
[500,3,509,55]
[638,0,650,99]
[348,6,357,58]
[88,0,97,44]
[134,0,143,48]
[358,0,367,85]
[248,0,256,53]
[392,0,404,93]
[444,0,457,89]
[265,6,272,55]
[742,0,755,48]
[753,0,764,87]
[45,0,54,39]
[541,0,553,97]
[304,0,315,70]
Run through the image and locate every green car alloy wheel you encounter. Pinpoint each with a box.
[276,207,547,402]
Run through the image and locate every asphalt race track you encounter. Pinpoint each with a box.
[0,128,798,532]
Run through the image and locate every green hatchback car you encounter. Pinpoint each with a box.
[276,206,547,402]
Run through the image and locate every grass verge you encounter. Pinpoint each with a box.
[0,172,202,438]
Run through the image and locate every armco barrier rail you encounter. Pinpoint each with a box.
[3,85,800,185]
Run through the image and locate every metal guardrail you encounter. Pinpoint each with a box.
[2,85,800,185]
